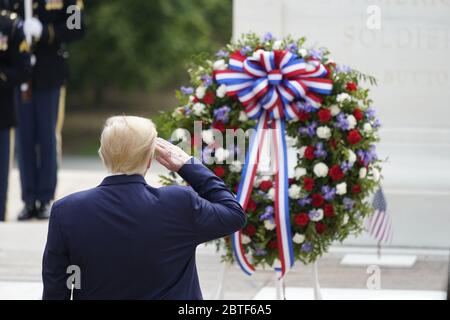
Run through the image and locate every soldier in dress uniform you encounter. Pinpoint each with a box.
[0,0,85,220]
[0,8,32,221]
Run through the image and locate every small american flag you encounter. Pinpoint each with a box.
[367,188,393,244]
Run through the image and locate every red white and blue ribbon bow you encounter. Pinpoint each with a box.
[214,49,333,278]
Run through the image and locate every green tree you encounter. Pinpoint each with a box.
[69,0,232,95]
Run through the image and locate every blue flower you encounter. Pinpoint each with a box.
[340,161,353,173]
[259,206,274,221]
[335,112,349,130]
[200,75,213,87]
[287,42,298,53]
[336,64,352,74]
[366,107,376,119]
[343,197,355,211]
[298,197,311,207]
[184,105,192,116]
[213,105,231,123]
[215,49,229,58]
[321,185,336,201]
[255,248,267,256]
[240,45,252,56]
[314,142,327,158]
[180,86,194,95]
[310,48,324,60]
[301,242,313,253]
[263,32,274,42]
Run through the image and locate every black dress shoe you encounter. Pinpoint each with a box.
[18,203,36,221]
[36,202,52,220]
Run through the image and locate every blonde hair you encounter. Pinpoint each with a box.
[99,116,157,175]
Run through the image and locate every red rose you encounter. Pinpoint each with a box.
[346,82,358,91]
[353,108,364,121]
[315,222,326,234]
[329,165,345,181]
[213,166,226,177]
[347,130,362,145]
[318,108,332,123]
[311,194,324,207]
[203,91,215,105]
[212,121,226,133]
[247,198,257,212]
[298,110,310,122]
[294,213,309,227]
[352,184,362,194]
[324,204,334,217]
[268,240,278,249]
[244,224,257,237]
[303,177,315,192]
[259,180,273,192]
[304,146,315,160]
[288,178,296,185]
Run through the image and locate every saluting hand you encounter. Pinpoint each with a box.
[155,138,191,172]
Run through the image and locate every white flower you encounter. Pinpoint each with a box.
[342,214,349,225]
[192,103,206,116]
[213,59,227,71]
[313,162,329,178]
[347,149,357,164]
[202,129,215,145]
[347,115,357,130]
[363,123,373,133]
[286,136,298,147]
[273,40,283,50]
[195,86,206,99]
[370,168,381,182]
[330,104,341,116]
[267,188,275,201]
[264,219,276,231]
[292,233,305,244]
[298,48,308,57]
[298,146,307,158]
[252,49,265,60]
[238,111,248,122]
[317,126,332,140]
[310,209,324,222]
[229,161,242,173]
[173,128,188,141]
[336,93,351,103]
[359,167,368,179]
[294,167,307,179]
[242,235,252,244]
[216,84,227,98]
[215,148,230,162]
[336,182,347,195]
[189,95,195,103]
[288,184,302,199]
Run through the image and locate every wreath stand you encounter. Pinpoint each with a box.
[213,259,323,300]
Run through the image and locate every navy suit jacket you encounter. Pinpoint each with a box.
[42,160,246,300]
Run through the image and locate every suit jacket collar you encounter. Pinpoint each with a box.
[99,174,147,186]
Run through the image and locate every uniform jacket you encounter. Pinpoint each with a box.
[0,10,31,129]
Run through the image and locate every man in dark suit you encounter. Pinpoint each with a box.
[42,116,246,300]
[0,9,32,221]
[1,0,85,220]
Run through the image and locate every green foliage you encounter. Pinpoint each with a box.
[69,0,232,92]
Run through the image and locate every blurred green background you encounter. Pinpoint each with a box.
[63,0,232,155]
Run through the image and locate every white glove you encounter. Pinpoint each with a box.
[24,18,43,40]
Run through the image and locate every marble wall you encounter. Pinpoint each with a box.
[233,0,450,248]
